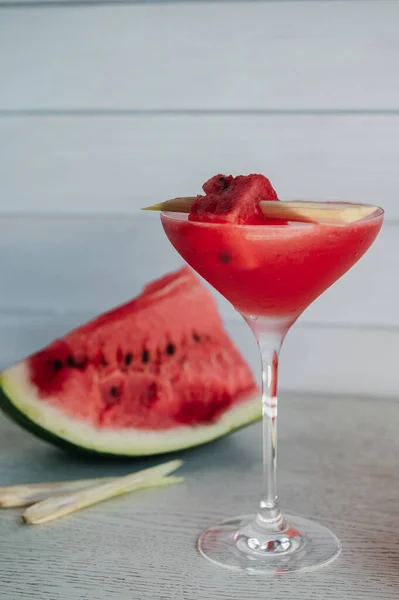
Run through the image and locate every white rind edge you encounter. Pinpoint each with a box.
[0,362,261,455]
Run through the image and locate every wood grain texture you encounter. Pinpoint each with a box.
[1,1,399,111]
[1,392,399,599]
[0,115,397,217]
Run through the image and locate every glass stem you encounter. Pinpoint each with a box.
[244,316,291,533]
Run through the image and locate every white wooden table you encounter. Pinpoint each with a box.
[1,392,398,600]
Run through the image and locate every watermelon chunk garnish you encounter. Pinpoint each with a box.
[189,173,284,225]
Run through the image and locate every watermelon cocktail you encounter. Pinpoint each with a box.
[158,174,384,574]
[161,206,382,320]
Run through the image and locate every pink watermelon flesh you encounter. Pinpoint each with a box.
[28,267,257,430]
[189,173,284,225]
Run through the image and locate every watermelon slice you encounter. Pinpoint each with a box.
[0,267,260,456]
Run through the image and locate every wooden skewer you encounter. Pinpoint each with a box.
[0,477,115,508]
[142,197,195,213]
[0,460,185,508]
[22,459,183,525]
[142,198,378,224]
[258,201,377,224]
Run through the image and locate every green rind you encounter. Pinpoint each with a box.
[0,366,261,457]
[0,382,93,456]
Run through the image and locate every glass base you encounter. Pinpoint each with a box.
[198,513,341,574]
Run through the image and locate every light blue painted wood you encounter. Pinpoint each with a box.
[0,1,398,111]
[0,115,397,217]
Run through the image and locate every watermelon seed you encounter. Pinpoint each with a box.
[192,332,201,342]
[110,386,119,397]
[53,359,63,371]
[67,356,75,367]
[124,352,133,366]
[219,252,231,264]
[218,176,230,190]
[142,349,149,364]
[99,355,108,367]
[166,343,175,355]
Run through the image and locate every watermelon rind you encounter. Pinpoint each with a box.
[0,362,261,457]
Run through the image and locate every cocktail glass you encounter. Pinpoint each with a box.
[160,201,384,574]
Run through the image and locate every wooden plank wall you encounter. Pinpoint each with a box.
[0,0,398,397]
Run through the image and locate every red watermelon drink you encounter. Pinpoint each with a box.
[162,204,382,321]
[159,174,384,574]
